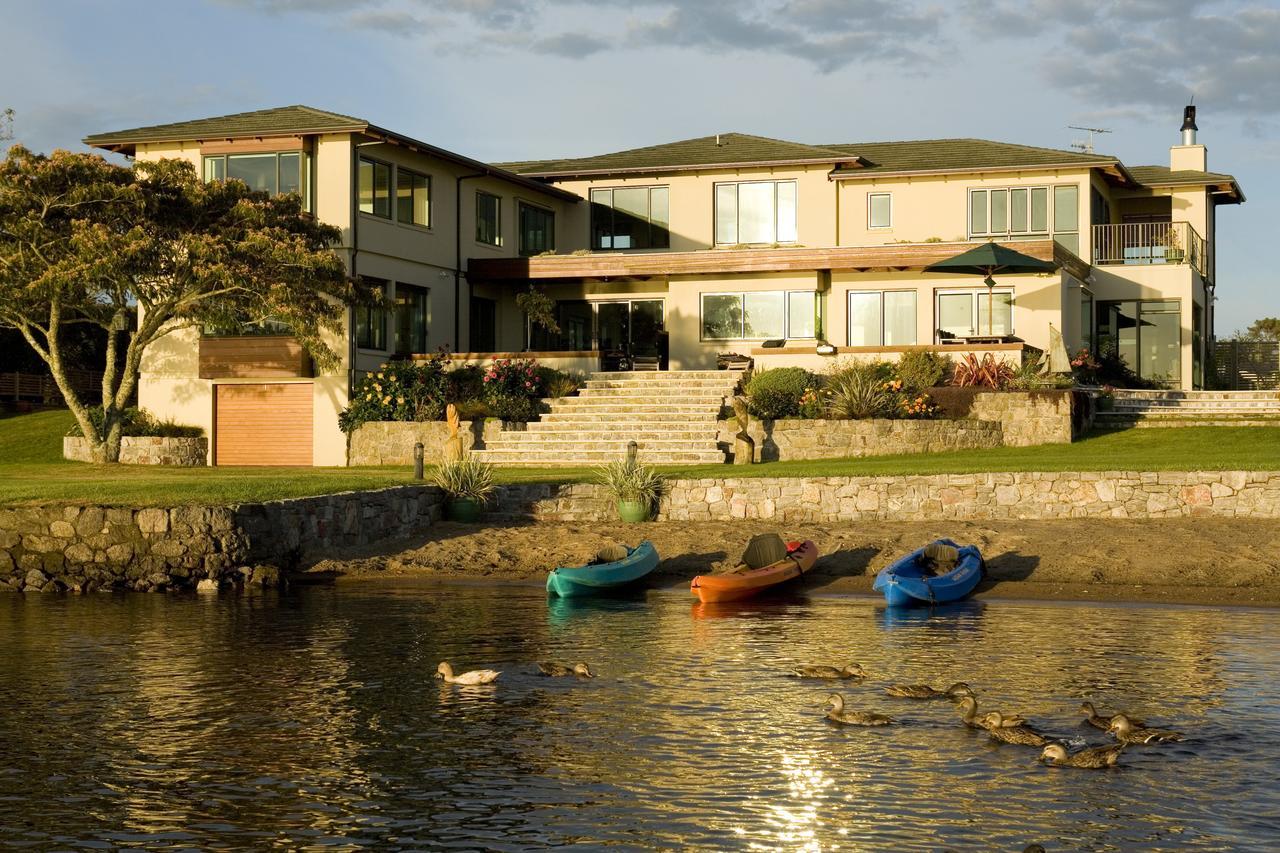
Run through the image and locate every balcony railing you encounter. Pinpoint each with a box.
[1092,221,1206,277]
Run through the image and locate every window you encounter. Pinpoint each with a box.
[529,300,592,351]
[518,203,554,256]
[847,291,916,347]
[355,278,388,350]
[700,291,818,340]
[1054,186,1079,255]
[476,192,501,246]
[470,296,496,351]
[1079,291,1094,351]
[936,289,1013,339]
[202,151,309,208]
[868,193,892,229]
[393,284,428,355]
[714,181,797,245]
[969,185,1067,241]
[1097,299,1181,386]
[396,169,429,227]
[359,158,391,219]
[590,186,670,250]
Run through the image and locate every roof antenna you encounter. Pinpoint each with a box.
[1068,125,1111,154]
[715,133,722,147]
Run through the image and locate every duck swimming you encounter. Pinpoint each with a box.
[1108,713,1184,744]
[436,661,500,685]
[1079,701,1146,730]
[538,661,594,678]
[1039,742,1126,769]
[984,712,1050,746]
[824,693,895,726]
[885,682,974,700]
[794,664,867,680]
[956,696,1031,730]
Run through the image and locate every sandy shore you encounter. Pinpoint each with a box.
[306,518,1280,608]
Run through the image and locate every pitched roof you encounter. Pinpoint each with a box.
[498,133,861,177]
[83,105,367,147]
[83,105,578,202]
[1126,165,1244,202]
[820,138,1118,174]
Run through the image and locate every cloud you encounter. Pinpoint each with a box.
[531,32,611,59]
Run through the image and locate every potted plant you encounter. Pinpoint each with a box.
[432,456,495,522]
[596,457,665,522]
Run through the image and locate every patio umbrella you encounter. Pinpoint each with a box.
[924,243,1058,336]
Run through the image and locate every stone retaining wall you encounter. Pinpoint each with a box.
[63,436,208,466]
[348,420,517,466]
[720,418,1003,462]
[969,391,1073,446]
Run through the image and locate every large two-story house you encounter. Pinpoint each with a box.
[85,105,1243,466]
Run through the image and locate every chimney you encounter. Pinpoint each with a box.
[1171,102,1206,172]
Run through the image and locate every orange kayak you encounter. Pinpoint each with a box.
[690,540,819,604]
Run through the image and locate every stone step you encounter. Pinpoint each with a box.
[1098,411,1280,422]
[589,370,739,380]
[483,436,722,450]
[1095,417,1280,429]
[473,448,727,465]
[526,427,720,441]
[576,390,729,402]
[1111,390,1280,400]
[1113,402,1280,412]
[539,412,721,424]
[542,403,727,415]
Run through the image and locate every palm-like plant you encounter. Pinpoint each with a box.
[432,456,495,502]
[951,353,1016,389]
[596,457,666,505]
[826,370,893,419]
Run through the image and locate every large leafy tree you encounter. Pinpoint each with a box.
[0,146,374,462]
[1243,317,1280,342]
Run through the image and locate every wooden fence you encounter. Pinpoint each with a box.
[1214,341,1280,390]
[0,369,105,403]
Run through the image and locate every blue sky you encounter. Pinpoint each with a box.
[3,0,1277,332]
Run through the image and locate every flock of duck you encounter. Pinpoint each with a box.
[437,659,1185,770]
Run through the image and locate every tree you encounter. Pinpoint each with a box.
[0,146,375,462]
[1243,317,1280,342]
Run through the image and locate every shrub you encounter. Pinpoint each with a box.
[1071,346,1154,388]
[596,457,666,505]
[894,350,950,392]
[744,367,816,419]
[446,365,486,404]
[798,387,830,419]
[432,456,495,502]
[538,366,583,398]
[898,392,941,419]
[68,407,202,438]
[951,353,1015,389]
[1008,352,1075,391]
[826,370,894,419]
[483,358,545,422]
[339,355,450,433]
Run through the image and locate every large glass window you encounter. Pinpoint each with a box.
[470,296,496,352]
[203,151,309,208]
[591,186,670,250]
[393,284,428,355]
[355,278,388,350]
[847,291,916,346]
[936,289,1013,339]
[1053,185,1079,255]
[518,203,555,256]
[396,169,429,227]
[1079,291,1094,351]
[1097,299,1182,386]
[476,192,501,246]
[868,193,892,229]
[700,291,817,340]
[359,159,391,219]
[714,181,797,245]
[529,300,592,351]
[969,184,1076,249]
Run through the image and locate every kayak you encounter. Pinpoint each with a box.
[872,539,984,607]
[546,540,659,597]
[690,540,819,604]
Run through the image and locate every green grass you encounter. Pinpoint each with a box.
[1,408,1278,507]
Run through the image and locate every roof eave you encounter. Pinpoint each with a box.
[519,156,857,179]
[83,123,369,150]
[829,159,1125,181]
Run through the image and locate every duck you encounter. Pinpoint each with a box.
[984,712,1050,746]
[436,661,500,685]
[1108,713,1184,744]
[885,681,975,700]
[824,693,895,726]
[794,664,867,680]
[1039,742,1126,769]
[1079,700,1147,730]
[538,661,594,678]
[956,696,1032,730]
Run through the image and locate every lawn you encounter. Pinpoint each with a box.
[1,407,1278,507]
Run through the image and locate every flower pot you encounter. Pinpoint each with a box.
[446,498,484,523]
[617,499,651,523]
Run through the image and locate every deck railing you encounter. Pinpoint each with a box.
[1092,221,1206,277]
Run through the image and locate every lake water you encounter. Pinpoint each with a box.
[1,583,1278,851]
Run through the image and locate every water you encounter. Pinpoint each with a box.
[1,585,1278,851]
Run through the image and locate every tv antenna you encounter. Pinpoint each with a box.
[1068,125,1111,154]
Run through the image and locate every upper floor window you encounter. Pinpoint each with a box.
[519,203,555,256]
[359,158,391,219]
[203,151,309,209]
[700,290,817,341]
[969,184,1079,254]
[590,186,670,250]
[476,192,501,246]
[397,169,430,227]
[714,180,797,245]
[868,193,892,229]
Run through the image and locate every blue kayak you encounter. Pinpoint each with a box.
[872,539,985,607]
[547,541,660,597]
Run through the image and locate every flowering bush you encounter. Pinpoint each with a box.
[483,358,545,421]
[798,387,830,419]
[338,355,451,433]
[898,393,941,419]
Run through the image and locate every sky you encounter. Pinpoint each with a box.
[2,0,1277,333]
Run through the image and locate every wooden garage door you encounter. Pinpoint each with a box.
[215,383,313,466]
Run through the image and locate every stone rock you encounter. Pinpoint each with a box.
[136,508,170,535]
[24,569,49,589]
[74,507,106,538]
[49,520,76,539]
[149,540,186,558]
[196,578,220,593]
[64,543,95,564]
[105,543,134,564]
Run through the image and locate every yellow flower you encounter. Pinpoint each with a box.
[383,395,391,404]
[377,372,384,379]
[396,396,404,405]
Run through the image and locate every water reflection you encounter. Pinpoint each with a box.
[0,588,1277,849]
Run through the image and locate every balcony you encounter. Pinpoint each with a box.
[198,335,313,379]
[1092,222,1206,278]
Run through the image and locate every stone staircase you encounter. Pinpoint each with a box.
[1096,389,1280,428]
[469,370,742,466]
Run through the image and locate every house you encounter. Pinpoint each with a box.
[84,105,1243,466]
